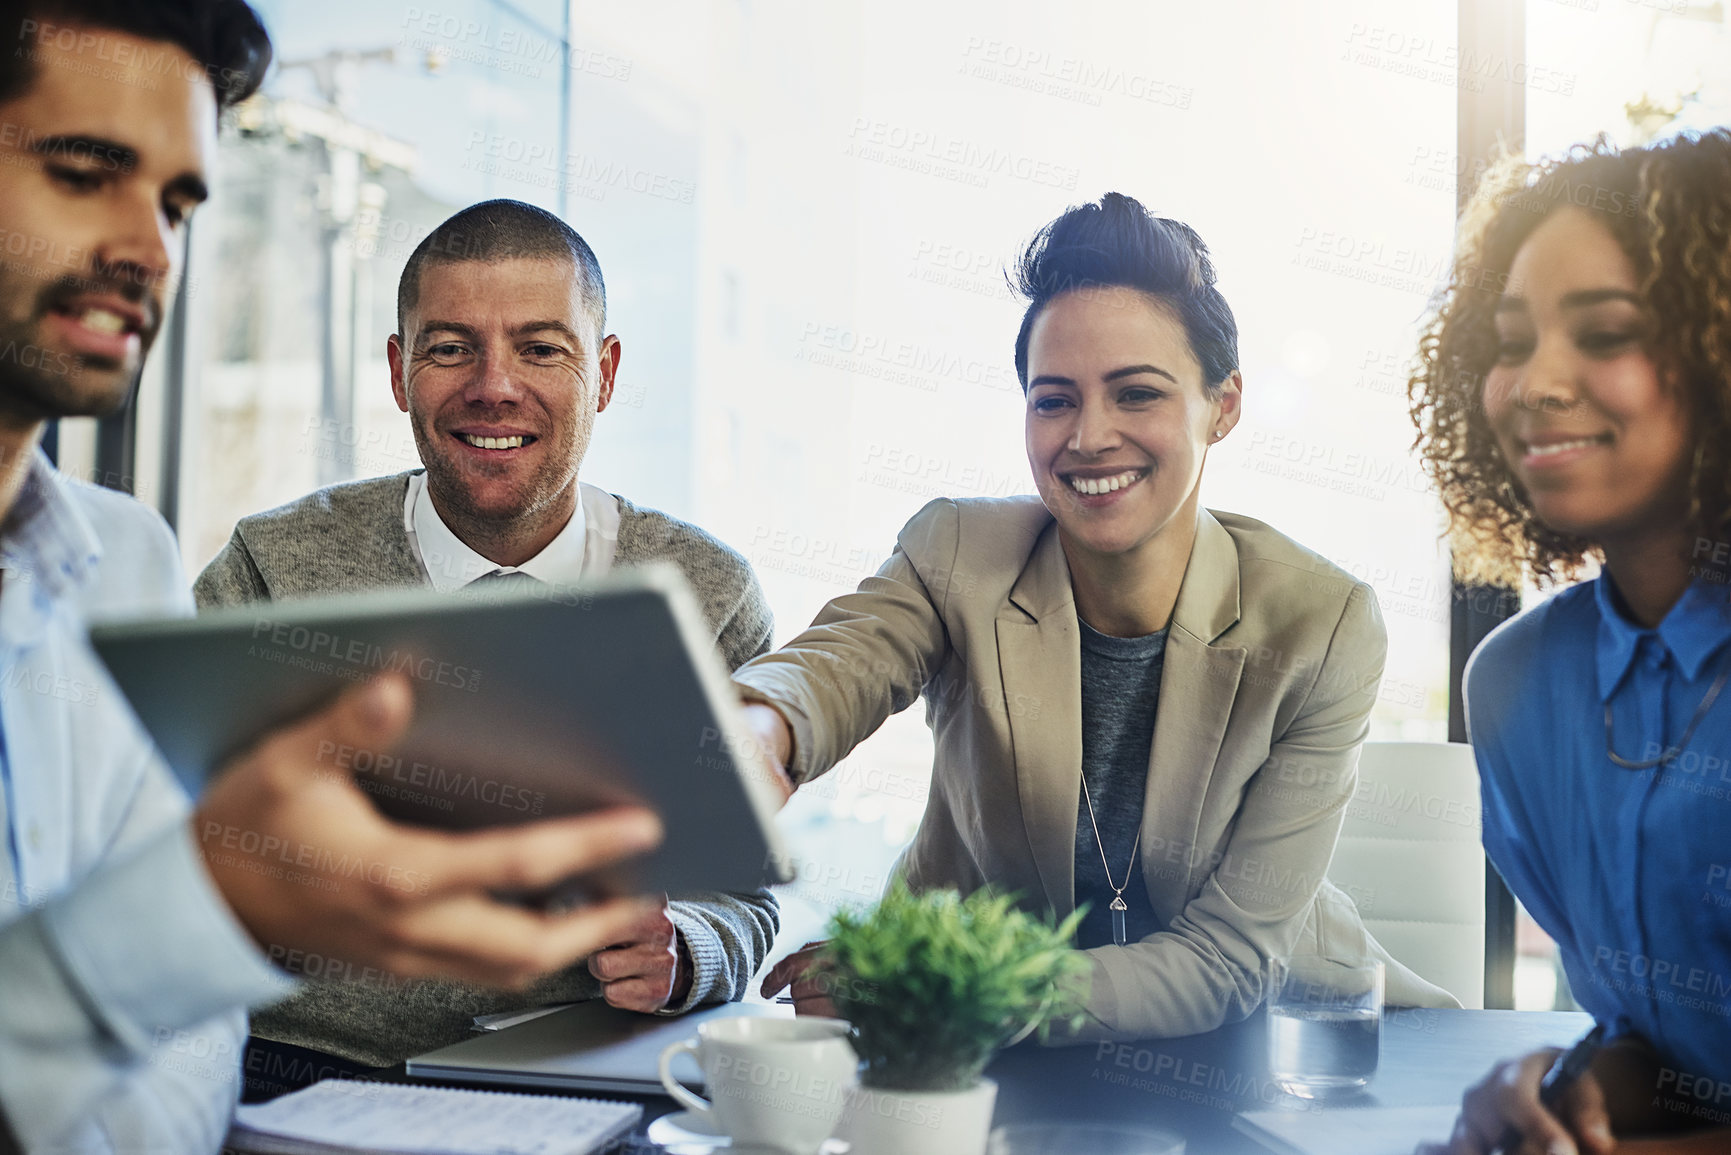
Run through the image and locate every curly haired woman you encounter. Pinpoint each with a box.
[1412,132,1731,1154]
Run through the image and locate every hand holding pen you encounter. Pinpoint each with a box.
[1496,1025,1608,1154]
[1417,1024,1614,1155]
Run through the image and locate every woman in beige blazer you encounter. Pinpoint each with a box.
[743,194,1454,1041]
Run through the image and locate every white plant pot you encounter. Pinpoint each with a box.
[833,1076,997,1155]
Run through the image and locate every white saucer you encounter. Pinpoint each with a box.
[645,1110,850,1153]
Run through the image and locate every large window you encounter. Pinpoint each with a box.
[114,1,1486,956]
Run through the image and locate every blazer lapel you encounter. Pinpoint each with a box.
[997,521,1083,918]
[1141,509,1246,924]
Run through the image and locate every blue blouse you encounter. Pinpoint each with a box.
[1465,574,1731,1085]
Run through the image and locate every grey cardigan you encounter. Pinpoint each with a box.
[195,471,778,1067]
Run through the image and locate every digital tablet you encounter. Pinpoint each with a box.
[89,564,792,897]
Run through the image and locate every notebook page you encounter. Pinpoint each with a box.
[1233,1104,1458,1155]
[232,1081,641,1155]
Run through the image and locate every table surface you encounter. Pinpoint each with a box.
[393,1006,1592,1153]
[982,1008,1592,1153]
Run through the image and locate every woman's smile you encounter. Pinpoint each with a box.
[1059,466,1151,499]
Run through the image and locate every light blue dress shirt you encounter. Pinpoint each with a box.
[1466,573,1731,1087]
[0,453,290,1152]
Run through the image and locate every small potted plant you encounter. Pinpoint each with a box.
[816,883,1090,1155]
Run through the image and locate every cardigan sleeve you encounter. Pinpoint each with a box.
[192,532,271,609]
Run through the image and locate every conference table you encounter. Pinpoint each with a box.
[394,1005,1592,1153]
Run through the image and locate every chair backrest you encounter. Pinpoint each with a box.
[1326,741,1485,1009]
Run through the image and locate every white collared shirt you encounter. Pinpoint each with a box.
[402,472,620,590]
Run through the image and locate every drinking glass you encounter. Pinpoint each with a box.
[1266,957,1383,1099]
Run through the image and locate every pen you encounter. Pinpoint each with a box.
[1538,1023,1607,1112]
[1496,1023,1607,1153]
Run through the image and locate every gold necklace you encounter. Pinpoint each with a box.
[1080,773,1141,946]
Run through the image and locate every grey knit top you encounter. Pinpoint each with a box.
[194,470,777,1066]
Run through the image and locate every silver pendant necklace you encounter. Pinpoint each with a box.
[1080,774,1141,946]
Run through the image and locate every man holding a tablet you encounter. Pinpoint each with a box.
[194,202,781,1080]
[0,4,668,1151]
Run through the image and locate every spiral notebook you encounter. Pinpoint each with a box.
[224,1080,641,1155]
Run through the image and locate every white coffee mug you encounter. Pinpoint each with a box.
[657,1016,858,1153]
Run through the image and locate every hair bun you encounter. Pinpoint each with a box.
[1011,192,1238,390]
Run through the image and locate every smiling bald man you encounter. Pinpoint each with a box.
[194,200,778,1082]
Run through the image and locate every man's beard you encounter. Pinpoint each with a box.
[0,272,158,421]
[412,410,586,543]
[0,318,130,420]
[420,434,572,526]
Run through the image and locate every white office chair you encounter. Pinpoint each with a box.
[1326,741,1486,1009]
